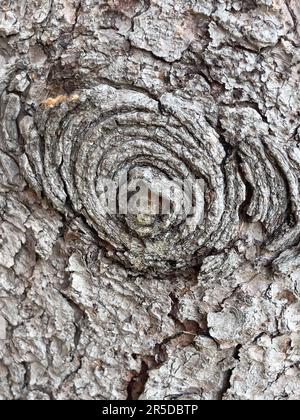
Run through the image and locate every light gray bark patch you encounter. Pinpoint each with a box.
[0,0,299,401]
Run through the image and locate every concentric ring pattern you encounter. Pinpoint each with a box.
[19,85,300,272]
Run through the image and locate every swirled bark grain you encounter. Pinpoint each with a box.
[0,0,299,400]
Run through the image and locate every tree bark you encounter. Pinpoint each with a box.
[0,0,299,400]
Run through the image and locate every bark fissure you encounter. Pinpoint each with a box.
[0,0,299,401]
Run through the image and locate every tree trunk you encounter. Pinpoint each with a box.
[0,0,299,400]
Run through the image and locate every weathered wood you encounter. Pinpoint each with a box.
[0,0,299,400]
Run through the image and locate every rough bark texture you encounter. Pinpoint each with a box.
[0,0,300,401]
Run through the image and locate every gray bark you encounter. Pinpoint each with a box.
[0,0,300,400]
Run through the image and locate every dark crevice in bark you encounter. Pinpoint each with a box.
[233,344,242,361]
[56,290,87,358]
[126,294,206,401]
[126,361,149,400]
[72,0,82,34]
[128,43,182,65]
[286,0,299,35]
[168,292,182,327]
[218,368,234,400]
[217,344,242,400]
[262,138,297,231]
[290,124,300,141]
[130,0,151,33]
[221,100,269,125]
[236,153,255,223]
[57,354,84,394]
[21,362,31,390]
